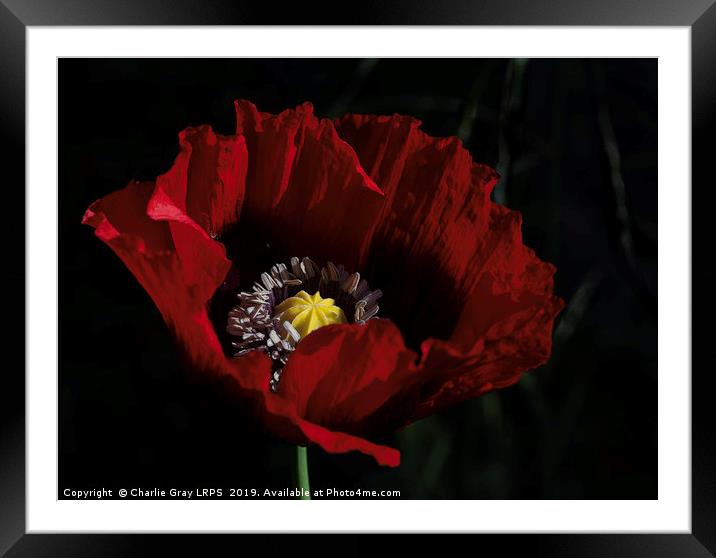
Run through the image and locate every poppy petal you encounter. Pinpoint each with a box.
[82,180,232,373]
[278,320,418,428]
[334,113,500,346]
[234,100,384,270]
[324,112,564,427]
[149,125,248,237]
[218,354,401,466]
[355,206,564,429]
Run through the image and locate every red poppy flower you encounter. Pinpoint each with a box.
[82,100,564,468]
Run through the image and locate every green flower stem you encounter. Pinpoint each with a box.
[296,445,311,500]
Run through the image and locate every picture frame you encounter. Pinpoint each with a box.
[4,0,713,555]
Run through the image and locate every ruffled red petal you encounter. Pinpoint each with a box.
[335,114,502,345]
[233,100,384,270]
[278,319,418,429]
[82,180,229,372]
[308,112,565,430]
[149,125,248,236]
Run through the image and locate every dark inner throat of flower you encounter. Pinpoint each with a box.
[225,256,382,392]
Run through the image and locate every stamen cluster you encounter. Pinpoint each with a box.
[227,256,382,391]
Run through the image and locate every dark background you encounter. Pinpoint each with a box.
[59,58,657,499]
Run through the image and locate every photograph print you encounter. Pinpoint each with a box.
[59,57,657,500]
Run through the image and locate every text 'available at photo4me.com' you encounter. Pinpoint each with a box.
[62,487,402,499]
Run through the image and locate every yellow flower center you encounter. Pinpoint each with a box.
[274,290,347,339]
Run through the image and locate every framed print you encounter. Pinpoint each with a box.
[3,0,714,556]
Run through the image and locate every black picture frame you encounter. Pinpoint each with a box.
[3,1,713,556]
